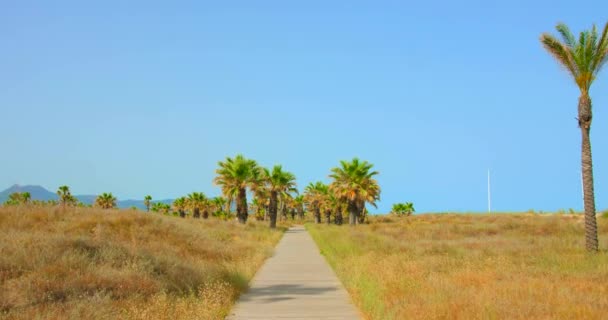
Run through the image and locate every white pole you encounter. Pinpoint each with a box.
[487,169,491,213]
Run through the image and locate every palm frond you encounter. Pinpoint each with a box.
[592,22,608,76]
[540,33,578,79]
[556,23,576,48]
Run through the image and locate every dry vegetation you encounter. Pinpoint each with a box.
[0,206,285,320]
[308,213,608,320]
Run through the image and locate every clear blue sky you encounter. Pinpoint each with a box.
[1,0,607,213]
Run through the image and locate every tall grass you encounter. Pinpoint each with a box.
[0,206,285,319]
[308,214,608,320]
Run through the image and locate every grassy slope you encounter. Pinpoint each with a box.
[308,214,608,320]
[0,206,285,320]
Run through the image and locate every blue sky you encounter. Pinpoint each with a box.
[1,0,607,213]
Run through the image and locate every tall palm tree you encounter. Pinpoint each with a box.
[329,158,380,226]
[304,182,327,224]
[95,193,117,209]
[541,22,608,252]
[173,197,187,218]
[261,165,297,229]
[214,155,260,224]
[144,195,152,212]
[57,185,77,207]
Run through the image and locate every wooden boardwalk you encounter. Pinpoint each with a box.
[226,226,361,320]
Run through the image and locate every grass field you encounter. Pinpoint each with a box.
[0,206,285,320]
[308,213,608,320]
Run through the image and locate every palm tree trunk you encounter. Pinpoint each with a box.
[237,188,248,224]
[348,200,357,226]
[578,94,598,252]
[325,209,331,224]
[314,207,321,223]
[193,208,200,218]
[269,191,278,229]
[358,206,367,224]
[335,209,343,225]
[179,209,186,218]
[202,209,209,219]
[280,200,287,221]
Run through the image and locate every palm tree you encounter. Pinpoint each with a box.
[329,158,380,225]
[187,192,208,219]
[250,197,266,221]
[315,183,334,224]
[160,203,171,215]
[173,197,187,218]
[287,197,297,220]
[404,202,415,216]
[6,192,31,205]
[294,195,305,220]
[541,22,608,252]
[213,154,260,224]
[22,192,31,204]
[252,175,270,221]
[151,202,164,213]
[279,192,295,221]
[57,185,77,207]
[95,193,117,209]
[333,196,346,225]
[211,196,227,217]
[261,165,298,229]
[144,195,152,212]
[304,182,327,224]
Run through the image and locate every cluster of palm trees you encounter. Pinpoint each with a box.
[212,155,381,227]
[213,155,300,228]
[391,202,415,217]
[94,193,116,209]
[144,193,229,219]
[2,186,115,209]
[171,192,227,219]
[3,156,381,228]
[301,158,381,226]
[4,192,31,206]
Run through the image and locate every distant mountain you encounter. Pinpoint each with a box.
[0,184,57,203]
[0,185,174,209]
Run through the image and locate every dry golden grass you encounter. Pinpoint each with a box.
[308,213,608,320]
[0,206,285,320]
